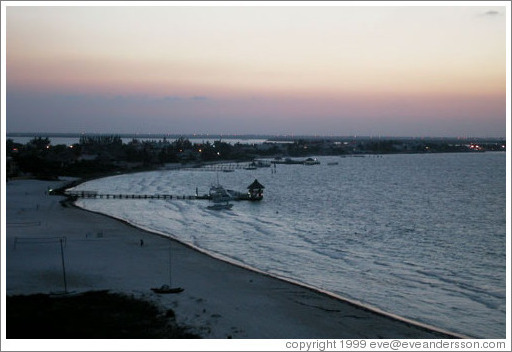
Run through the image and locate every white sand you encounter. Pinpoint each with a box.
[4,179,465,343]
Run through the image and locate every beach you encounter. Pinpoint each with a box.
[4,178,465,344]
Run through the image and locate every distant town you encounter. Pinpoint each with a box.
[5,133,506,180]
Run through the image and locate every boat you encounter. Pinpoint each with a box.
[209,184,233,200]
[244,161,258,170]
[271,157,303,165]
[207,184,234,210]
[204,177,264,202]
[207,202,233,210]
[151,285,184,294]
[304,157,320,165]
[327,162,339,166]
[244,159,271,170]
[253,160,271,167]
[151,242,184,294]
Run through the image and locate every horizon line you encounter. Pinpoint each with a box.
[5,132,506,140]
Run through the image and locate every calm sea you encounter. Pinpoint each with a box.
[72,152,506,338]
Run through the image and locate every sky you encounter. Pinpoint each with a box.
[3,2,509,137]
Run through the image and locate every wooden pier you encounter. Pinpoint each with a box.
[61,179,265,202]
[65,191,206,200]
[64,187,262,202]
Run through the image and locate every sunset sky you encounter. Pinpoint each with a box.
[3,2,509,137]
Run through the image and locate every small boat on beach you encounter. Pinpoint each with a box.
[151,285,184,294]
[151,243,184,294]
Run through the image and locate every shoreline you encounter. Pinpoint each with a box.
[5,177,468,340]
[75,202,468,340]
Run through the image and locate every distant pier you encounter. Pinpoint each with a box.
[179,160,271,172]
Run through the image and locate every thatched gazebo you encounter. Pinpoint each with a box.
[247,179,264,201]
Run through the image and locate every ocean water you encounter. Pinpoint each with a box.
[71,152,506,338]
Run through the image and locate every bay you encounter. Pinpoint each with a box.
[72,152,506,338]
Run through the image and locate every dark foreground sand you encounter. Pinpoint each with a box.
[4,179,465,343]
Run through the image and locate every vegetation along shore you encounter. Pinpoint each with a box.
[6,134,505,181]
